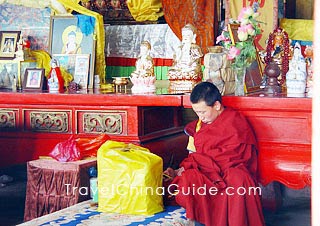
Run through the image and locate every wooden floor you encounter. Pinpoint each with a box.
[0,163,311,226]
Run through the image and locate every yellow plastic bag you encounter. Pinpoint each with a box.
[97,140,164,215]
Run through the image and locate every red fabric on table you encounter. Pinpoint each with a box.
[172,108,265,226]
[24,158,96,222]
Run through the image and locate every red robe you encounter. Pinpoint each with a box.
[172,107,265,226]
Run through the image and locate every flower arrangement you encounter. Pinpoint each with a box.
[216,3,261,69]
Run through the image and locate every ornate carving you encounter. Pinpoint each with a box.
[30,111,69,132]
[83,112,122,134]
[0,110,16,129]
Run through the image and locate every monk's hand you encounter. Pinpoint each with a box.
[175,167,185,176]
[163,167,176,181]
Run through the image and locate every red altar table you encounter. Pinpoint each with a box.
[0,90,189,169]
[0,89,312,193]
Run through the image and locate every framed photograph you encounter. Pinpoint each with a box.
[23,68,45,91]
[0,61,18,89]
[74,54,90,89]
[20,61,38,86]
[52,54,76,76]
[0,31,21,59]
[227,24,240,45]
[245,60,263,93]
[52,54,91,89]
[245,46,263,93]
[49,16,96,88]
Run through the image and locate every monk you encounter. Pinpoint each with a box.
[164,82,265,226]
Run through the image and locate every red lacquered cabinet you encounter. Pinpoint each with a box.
[183,94,312,190]
[0,91,188,168]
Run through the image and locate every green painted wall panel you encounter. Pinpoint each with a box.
[106,65,204,80]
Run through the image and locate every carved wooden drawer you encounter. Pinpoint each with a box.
[0,108,19,131]
[23,109,72,133]
[76,110,127,135]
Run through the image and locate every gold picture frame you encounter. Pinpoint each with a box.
[0,31,21,60]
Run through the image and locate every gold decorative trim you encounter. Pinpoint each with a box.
[0,109,16,130]
[30,111,69,133]
[83,112,123,134]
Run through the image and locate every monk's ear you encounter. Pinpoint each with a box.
[213,101,222,111]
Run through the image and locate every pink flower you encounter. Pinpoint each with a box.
[243,7,254,18]
[237,25,249,41]
[237,9,245,21]
[245,24,255,36]
[227,46,241,60]
[216,33,226,44]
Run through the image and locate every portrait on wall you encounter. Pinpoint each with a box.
[49,15,96,88]
[0,31,21,59]
[23,68,45,91]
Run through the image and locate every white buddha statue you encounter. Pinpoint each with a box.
[286,42,307,96]
[130,41,156,92]
[167,24,203,90]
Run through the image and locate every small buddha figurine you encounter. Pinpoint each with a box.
[15,38,24,61]
[304,45,313,97]
[167,24,203,90]
[48,59,65,93]
[130,41,156,92]
[264,27,292,85]
[285,42,307,96]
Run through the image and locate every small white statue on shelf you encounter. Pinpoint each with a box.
[47,59,65,93]
[130,40,156,93]
[15,38,24,61]
[167,23,203,91]
[285,42,307,96]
